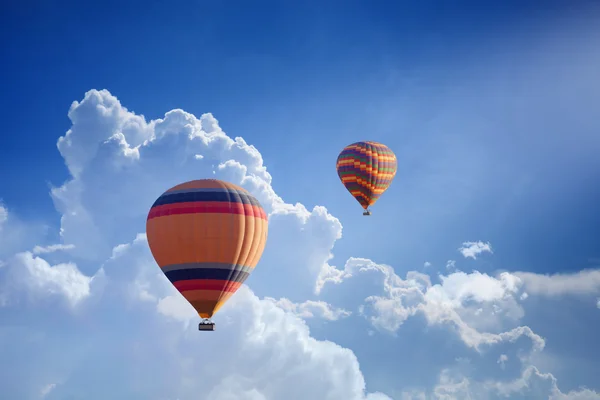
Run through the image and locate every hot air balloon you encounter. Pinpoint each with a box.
[146,179,268,331]
[336,141,398,216]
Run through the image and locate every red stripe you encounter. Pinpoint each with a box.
[174,279,241,292]
[147,201,267,220]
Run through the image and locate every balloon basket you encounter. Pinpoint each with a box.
[363,210,371,216]
[199,319,215,331]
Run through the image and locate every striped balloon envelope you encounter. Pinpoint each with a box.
[336,141,398,215]
[146,179,268,329]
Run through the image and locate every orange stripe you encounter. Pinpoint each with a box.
[182,289,224,302]
[146,213,268,267]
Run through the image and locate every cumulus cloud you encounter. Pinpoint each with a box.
[402,365,600,399]
[0,90,389,400]
[0,89,598,399]
[1,234,390,400]
[320,257,540,352]
[484,365,600,400]
[515,269,600,297]
[48,89,342,305]
[426,271,521,306]
[0,251,95,308]
[157,293,196,324]
[458,241,493,259]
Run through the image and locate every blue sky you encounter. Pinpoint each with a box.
[1,1,600,399]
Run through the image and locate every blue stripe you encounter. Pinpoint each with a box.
[161,262,253,274]
[152,190,261,208]
[164,268,250,283]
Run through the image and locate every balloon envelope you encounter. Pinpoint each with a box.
[146,179,268,319]
[336,141,398,210]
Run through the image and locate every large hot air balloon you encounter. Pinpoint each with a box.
[336,141,398,215]
[146,179,268,331]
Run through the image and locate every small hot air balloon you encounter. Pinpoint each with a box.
[336,141,397,215]
[146,179,268,331]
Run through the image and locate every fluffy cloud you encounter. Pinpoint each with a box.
[1,89,598,400]
[401,365,600,400]
[49,90,342,306]
[1,233,390,400]
[0,90,386,400]
[458,241,493,259]
[483,366,600,400]
[318,254,600,398]
[1,251,95,308]
[319,256,541,352]
[426,271,521,306]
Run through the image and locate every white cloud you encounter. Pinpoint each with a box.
[403,365,600,400]
[0,90,392,400]
[40,383,57,398]
[0,204,7,227]
[1,252,95,308]
[48,89,342,305]
[418,301,543,352]
[484,365,600,400]
[424,261,432,268]
[458,241,493,259]
[497,354,508,370]
[265,297,351,321]
[0,204,48,257]
[5,234,390,400]
[48,89,343,303]
[432,369,473,400]
[515,269,600,297]
[32,244,75,255]
[0,89,598,399]
[157,293,196,324]
[320,257,541,352]
[445,260,457,271]
[426,271,521,306]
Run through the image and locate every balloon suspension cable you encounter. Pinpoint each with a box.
[198,318,216,331]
